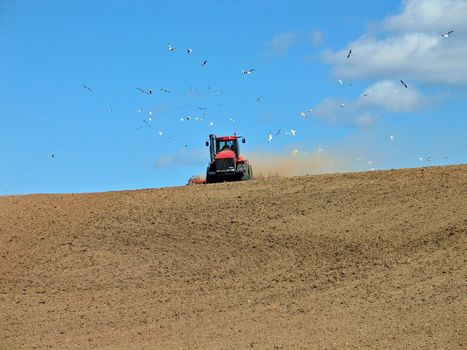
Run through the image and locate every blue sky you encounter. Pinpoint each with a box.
[1,0,466,195]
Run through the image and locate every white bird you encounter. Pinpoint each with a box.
[186,116,192,121]
[148,116,152,122]
[307,108,313,113]
[229,117,235,122]
[180,117,185,122]
[317,147,323,153]
[168,43,176,51]
[390,135,395,141]
[158,131,163,136]
[136,108,143,113]
[268,133,273,142]
[290,129,296,136]
[418,157,424,161]
[208,122,214,127]
[427,157,432,162]
[338,79,343,85]
[242,69,255,75]
[300,111,307,118]
[368,160,373,165]
[291,149,298,157]
[441,30,453,38]
[160,88,170,93]
[187,48,193,53]
[340,103,345,108]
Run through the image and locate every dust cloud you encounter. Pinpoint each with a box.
[247,149,352,177]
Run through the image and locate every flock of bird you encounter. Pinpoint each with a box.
[74,31,454,169]
[78,42,259,143]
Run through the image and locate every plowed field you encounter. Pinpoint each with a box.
[1,165,466,349]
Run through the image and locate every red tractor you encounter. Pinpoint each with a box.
[205,133,253,183]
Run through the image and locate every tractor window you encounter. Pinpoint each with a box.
[230,141,237,155]
[217,140,233,152]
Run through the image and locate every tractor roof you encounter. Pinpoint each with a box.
[216,135,242,141]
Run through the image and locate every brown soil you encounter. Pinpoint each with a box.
[1,165,466,349]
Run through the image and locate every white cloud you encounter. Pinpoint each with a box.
[323,0,467,85]
[312,79,429,126]
[264,32,300,57]
[383,0,467,33]
[313,98,377,126]
[357,80,428,112]
[311,30,324,46]
[155,148,206,167]
[356,113,376,127]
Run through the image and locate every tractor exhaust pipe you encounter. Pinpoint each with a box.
[208,134,216,163]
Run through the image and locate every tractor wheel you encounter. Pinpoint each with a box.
[240,164,251,181]
[206,167,215,183]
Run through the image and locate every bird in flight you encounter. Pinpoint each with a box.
[160,88,170,93]
[267,133,273,143]
[441,30,453,38]
[81,84,92,92]
[51,153,55,159]
[338,79,343,85]
[256,96,263,102]
[168,43,176,51]
[137,88,152,95]
[201,60,208,66]
[187,48,193,53]
[242,69,255,75]
[400,80,408,88]
[347,49,352,58]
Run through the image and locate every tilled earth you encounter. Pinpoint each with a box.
[0,165,466,349]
